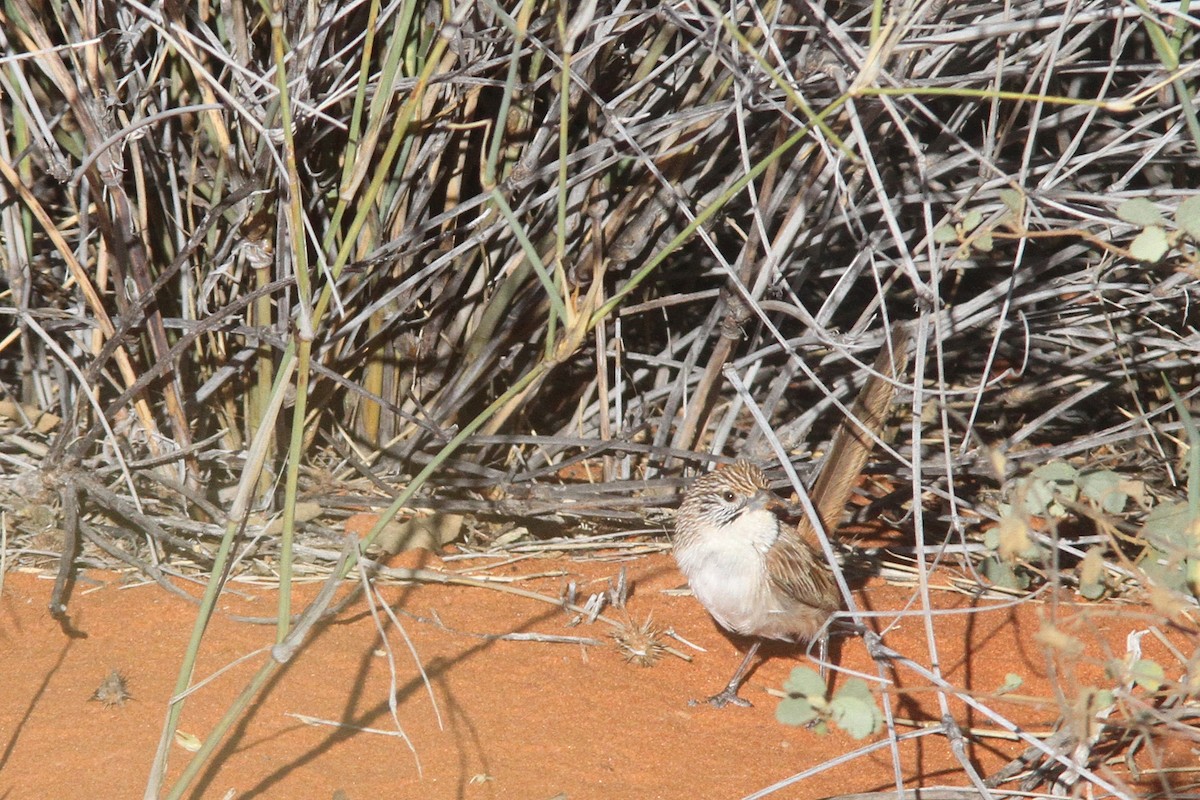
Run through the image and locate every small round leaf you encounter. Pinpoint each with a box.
[776,697,818,727]
[1078,469,1127,514]
[1117,198,1164,226]
[999,189,1025,215]
[830,695,882,739]
[1131,659,1165,692]
[1176,195,1200,239]
[1130,226,1169,262]
[782,666,827,699]
[933,223,959,244]
[984,556,1029,590]
[1032,462,1077,482]
[997,673,1023,694]
[834,678,874,702]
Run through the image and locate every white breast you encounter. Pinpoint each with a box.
[674,509,779,637]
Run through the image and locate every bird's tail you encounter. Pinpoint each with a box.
[805,324,911,538]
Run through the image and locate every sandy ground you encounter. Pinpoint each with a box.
[0,547,1191,799]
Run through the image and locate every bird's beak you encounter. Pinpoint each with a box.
[747,489,786,513]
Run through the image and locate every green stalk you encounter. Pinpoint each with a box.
[1133,0,1200,153]
[157,348,557,798]
[1164,381,1200,595]
[163,659,279,800]
[589,117,826,326]
[697,0,850,155]
[144,350,297,798]
[484,0,531,185]
[334,0,384,202]
[323,0,423,252]
[315,7,464,328]
[267,0,315,644]
[490,190,568,325]
[356,354,554,555]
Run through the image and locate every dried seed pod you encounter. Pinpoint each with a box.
[90,670,131,708]
[612,614,665,668]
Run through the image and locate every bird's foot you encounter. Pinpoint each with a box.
[704,688,752,708]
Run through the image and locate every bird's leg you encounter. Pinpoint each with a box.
[706,640,761,708]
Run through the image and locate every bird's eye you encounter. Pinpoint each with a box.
[720,489,737,503]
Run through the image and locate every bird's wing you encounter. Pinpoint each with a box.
[765,530,840,612]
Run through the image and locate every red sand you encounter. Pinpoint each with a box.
[0,551,1189,798]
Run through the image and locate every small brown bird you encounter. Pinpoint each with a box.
[674,460,838,707]
[673,328,909,707]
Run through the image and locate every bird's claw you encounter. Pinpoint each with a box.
[706,689,752,708]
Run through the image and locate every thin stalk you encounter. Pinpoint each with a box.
[157,352,559,799]
[334,0,384,203]
[490,189,568,325]
[589,111,833,327]
[268,0,315,642]
[325,0,420,244]
[162,657,279,800]
[484,0,531,185]
[549,1,573,359]
[697,0,850,156]
[1133,0,1200,152]
[356,354,554,555]
[317,3,468,326]
[143,351,297,798]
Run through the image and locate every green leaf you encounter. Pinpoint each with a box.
[782,666,827,699]
[1077,469,1127,514]
[1130,226,1169,262]
[933,223,959,244]
[1100,490,1126,514]
[1131,659,1165,692]
[1077,469,1118,501]
[1023,541,1048,562]
[776,697,818,727]
[830,695,882,739]
[1078,546,1107,600]
[1022,464,1078,517]
[997,673,1023,694]
[835,678,874,702]
[1142,500,1193,548]
[973,232,994,252]
[1024,477,1057,515]
[1117,197,1164,226]
[983,556,1030,590]
[962,209,983,232]
[1176,195,1200,239]
[999,189,1024,215]
[1032,462,1078,482]
[1141,546,1189,592]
